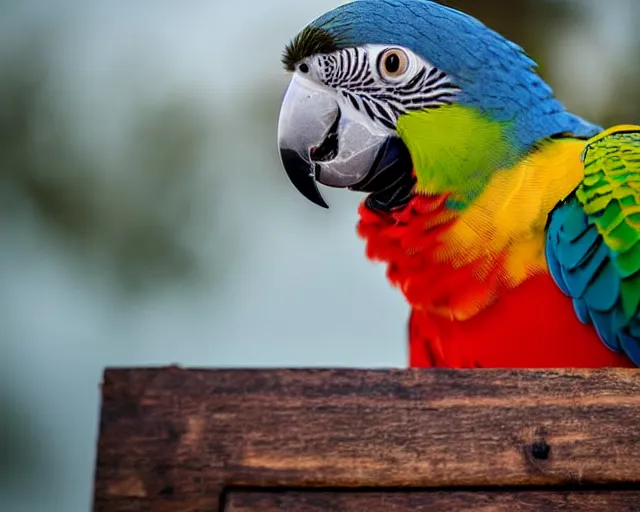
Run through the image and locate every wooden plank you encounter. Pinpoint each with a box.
[226,490,640,512]
[93,368,640,511]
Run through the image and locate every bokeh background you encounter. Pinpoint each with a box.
[1,0,639,510]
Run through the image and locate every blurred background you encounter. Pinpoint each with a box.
[0,0,638,510]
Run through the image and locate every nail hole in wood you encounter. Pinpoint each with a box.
[530,440,551,460]
[159,485,174,497]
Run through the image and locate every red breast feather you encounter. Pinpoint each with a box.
[357,196,635,368]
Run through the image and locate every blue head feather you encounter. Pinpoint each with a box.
[309,0,601,151]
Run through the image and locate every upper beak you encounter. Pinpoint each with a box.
[277,74,390,208]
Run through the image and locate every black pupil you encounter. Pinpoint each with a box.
[385,53,400,73]
[299,63,309,73]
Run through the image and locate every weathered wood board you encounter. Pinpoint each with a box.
[93,367,640,511]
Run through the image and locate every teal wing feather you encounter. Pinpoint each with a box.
[546,127,640,365]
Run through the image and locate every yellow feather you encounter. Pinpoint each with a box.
[436,139,587,287]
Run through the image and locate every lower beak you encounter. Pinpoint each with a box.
[277,75,394,208]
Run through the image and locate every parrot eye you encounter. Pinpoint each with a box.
[377,48,409,81]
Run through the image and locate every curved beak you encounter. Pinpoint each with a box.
[277,74,391,208]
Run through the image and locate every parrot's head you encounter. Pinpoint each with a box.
[277,0,599,210]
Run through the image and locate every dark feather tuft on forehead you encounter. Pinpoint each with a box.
[282,25,347,71]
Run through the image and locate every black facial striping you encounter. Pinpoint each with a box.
[315,47,460,132]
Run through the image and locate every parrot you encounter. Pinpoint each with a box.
[276,0,640,369]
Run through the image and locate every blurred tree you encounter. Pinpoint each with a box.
[0,383,48,496]
[0,38,225,294]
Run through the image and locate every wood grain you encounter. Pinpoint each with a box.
[226,490,640,512]
[93,368,640,511]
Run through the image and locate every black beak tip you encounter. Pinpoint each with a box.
[279,148,329,209]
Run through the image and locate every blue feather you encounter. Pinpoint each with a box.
[545,241,570,296]
[590,309,620,352]
[573,298,592,325]
[619,329,640,365]
[557,226,599,269]
[560,234,608,298]
[583,261,620,312]
[558,198,589,242]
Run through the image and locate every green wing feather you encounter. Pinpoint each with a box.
[546,127,640,365]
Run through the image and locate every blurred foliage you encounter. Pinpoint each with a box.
[0,384,47,494]
[0,40,219,294]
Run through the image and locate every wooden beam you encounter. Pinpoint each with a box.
[226,490,640,512]
[93,368,640,511]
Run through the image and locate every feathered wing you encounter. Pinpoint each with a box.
[546,125,640,366]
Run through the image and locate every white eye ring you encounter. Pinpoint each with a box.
[377,48,409,81]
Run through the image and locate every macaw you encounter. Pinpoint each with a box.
[276,0,640,368]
